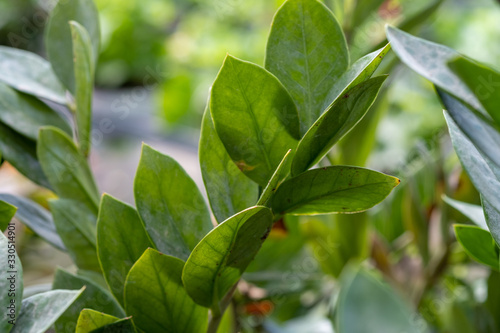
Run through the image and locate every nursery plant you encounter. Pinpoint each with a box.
[0,0,407,331]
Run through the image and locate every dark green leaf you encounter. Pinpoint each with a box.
[182,206,273,308]
[337,267,424,333]
[70,21,95,156]
[76,309,133,333]
[97,194,154,305]
[52,268,124,333]
[0,232,23,333]
[0,83,71,140]
[134,144,212,260]
[0,193,65,250]
[12,289,83,333]
[265,0,348,134]
[45,0,100,94]
[386,26,482,112]
[0,200,16,232]
[444,112,500,214]
[211,55,300,187]
[438,90,500,170]
[483,199,500,248]
[271,166,400,215]
[443,196,487,229]
[454,225,499,270]
[257,149,293,206]
[0,122,50,189]
[38,127,100,211]
[50,199,99,272]
[0,46,67,104]
[448,56,500,126]
[199,104,258,223]
[125,249,208,332]
[291,76,387,175]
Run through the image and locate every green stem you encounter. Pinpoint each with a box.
[207,283,237,333]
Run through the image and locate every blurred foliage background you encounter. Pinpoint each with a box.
[2,0,500,331]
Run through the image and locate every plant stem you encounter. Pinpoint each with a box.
[207,283,238,333]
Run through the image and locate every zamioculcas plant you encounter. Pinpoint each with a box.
[0,0,401,331]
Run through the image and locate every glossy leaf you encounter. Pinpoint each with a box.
[0,122,50,189]
[199,104,258,222]
[70,21,95,156]
[443,196,488,229]
[386,26,482,112]
[444,112,500,212]
[0,46,67,104]
[97,194,154,305]
[257,149,293,206]
[265,0,349,134]
[45,0,100,94]
[483,199,500,248]
[182,206,273,308]
[0,193,65,250]
[125,249,208,332]
[211,55,300,187]
[321,44,391,112]
[337,267,423,333]
[134,144,212,260]
[0,200,16,232]
[292,76,387,175]
[38,127,100,211]
[12,289,83,333]
[76,309,133,333]
[0,83,71,140]
[271,166,400,215]
[454,225,499,270]
[438,90,500,170]
[52,268,124,333]
[448,56,500,125]
[0,232,23,333]
[50,199,99,272]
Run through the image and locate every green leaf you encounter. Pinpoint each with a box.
[0,200,16,232]
[438,90,500,170]
[76,309,133,333]
[454,225,499,270]
[97,194,154,305]
[211,55,300,187]
[182,206,273,308]
[199,104,258,223]
[12,289,83,333]
[134,144,212,260]
[257,149,293,206]
[45,0,100,94]
[0,122,50,189]
[38,127,100,211]
[443,196,487,229]
[291,76,387,175]
[265,0,349,134]
[337,267,423,333]
[271,166,400,216]
[125,249,208,332]
[0,232,23,333]
[349,0,385,31]
[0,83,71,141]
[0,193,65,250]
[385,26,482,112]
[50,199,100,272]
[70,21,95,156]
[0,46,67,104]
[483,199,500,248]
[52,268,124,333]
[444,112,500,215]
[322,44,391,112]
[448,56,500,126]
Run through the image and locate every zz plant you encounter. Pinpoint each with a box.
[1,0,402,332]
